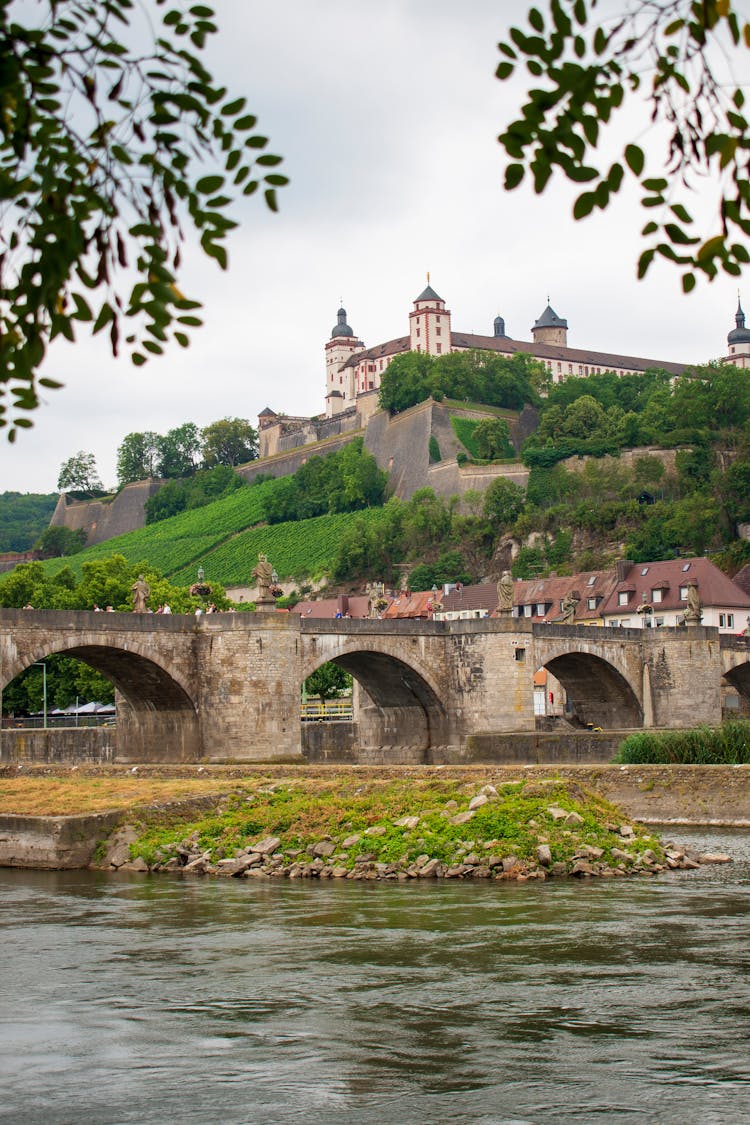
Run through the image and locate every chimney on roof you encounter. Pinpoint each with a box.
[616,559,634,582]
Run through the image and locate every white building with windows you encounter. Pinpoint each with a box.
[599,557,750,632]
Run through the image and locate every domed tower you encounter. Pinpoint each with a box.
[409,280,452,355]
[493,314,508,338]
[531,302,568,347]
[727,299,750,369]
[325,305,363,417]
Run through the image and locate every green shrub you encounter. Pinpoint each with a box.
[616,721,750,764]
[428,435,441,463]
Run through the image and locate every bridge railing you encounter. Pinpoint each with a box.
[300,699,353,722]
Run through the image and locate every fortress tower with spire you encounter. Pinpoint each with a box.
[258,281,741,459]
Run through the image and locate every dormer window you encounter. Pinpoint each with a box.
[618,591,631,606]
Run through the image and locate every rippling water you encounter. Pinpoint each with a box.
[2,829,750,1124]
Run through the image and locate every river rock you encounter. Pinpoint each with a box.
[570,859,595,876]
[331,866,348,878]
[417,858,442,878]
[393,816,419,829]
[565,811,585,826]
[120,856,149,873]
[547,805,568,821]
[252,836,280,856]
[216,857,252,877]
[698,852,732,864]
[536,844,552,867]
[452,811,475,825]
[468,794,488,811]
[311,840,336,858]
[364,825,386,837]
[341,834,361,848]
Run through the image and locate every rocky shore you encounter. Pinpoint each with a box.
[100,781,732,883]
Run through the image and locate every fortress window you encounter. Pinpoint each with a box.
[436,327,441,336]
[514,647,526,662]
[436,344,442,354]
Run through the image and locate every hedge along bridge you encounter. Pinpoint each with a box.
[0,608,743,763]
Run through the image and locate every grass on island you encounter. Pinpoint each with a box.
[0,771,662,873]
[115,775,658,871]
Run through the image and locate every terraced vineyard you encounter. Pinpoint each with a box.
[170,509,383,585]
[41,478,382,587]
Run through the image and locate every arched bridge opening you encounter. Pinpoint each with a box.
[4,643,199,762]
[720,658,750,718]
[302,648,449,761]
[541,651,643,730]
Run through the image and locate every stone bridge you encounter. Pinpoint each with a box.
[0,609,744,762]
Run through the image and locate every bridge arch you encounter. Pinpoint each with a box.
[301,642,449,754]
[536,648,643,729]
[720,649,750,713]
[3,637,200,761]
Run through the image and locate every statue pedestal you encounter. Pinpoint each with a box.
[254,595,276,611]
[684,611,702,627]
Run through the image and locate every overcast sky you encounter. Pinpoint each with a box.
[0,0,742,494]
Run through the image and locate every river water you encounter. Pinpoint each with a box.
[2,829,750,1125]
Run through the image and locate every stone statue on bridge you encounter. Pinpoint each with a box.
[496,571,514,615]
[131,575,150,613]
[560,590,580,625]
[252,553,275,608]
[685,579,702,625]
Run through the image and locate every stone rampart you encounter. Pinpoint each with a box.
[50,479,165,546]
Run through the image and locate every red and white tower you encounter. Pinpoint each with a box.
[408,281,452,356]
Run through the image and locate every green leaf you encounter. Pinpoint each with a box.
[624,144,644,176]
[196,174,224,194]
[496,62,514,80]
[682,272,696,293]
[504,162,525,190]
[573,191,596,219]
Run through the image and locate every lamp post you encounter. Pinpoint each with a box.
[33,661,47,729]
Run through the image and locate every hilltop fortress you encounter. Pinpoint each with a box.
[255,281,747,460]
[53,285,750,546]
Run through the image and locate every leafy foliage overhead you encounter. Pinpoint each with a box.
[0,0,287,438]
[497,0,750,288]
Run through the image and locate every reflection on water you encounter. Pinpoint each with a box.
[1,829,750,1124]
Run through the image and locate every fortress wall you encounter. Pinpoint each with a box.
[363,400,433,500]
[236,432,362,486]
[562,446,680,476]
[50,480,165,546]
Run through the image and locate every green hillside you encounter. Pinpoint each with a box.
[0,492,58,552]
[41,478,380,586]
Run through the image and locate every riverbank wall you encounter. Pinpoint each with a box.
[1,726,622,766]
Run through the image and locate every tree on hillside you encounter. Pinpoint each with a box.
[498,1,750,288]
[157,423,202,478]
[57,451,102,495]
[34,525,87,559]
[474,417,513,460]
[378,352,437,414]
[0,1,286,440]
[116,432,161,486]
[483,477,526,528]
[201,417,258,467]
